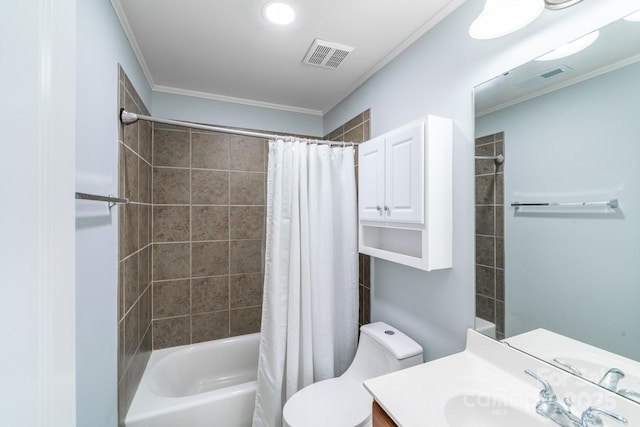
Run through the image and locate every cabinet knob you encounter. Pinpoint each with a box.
[376,205,383,214]
[384,206,390,213]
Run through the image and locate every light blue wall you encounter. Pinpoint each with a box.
[324,0,639,360]
[476,62,640,360]
[75,1,150,425]
[152,91,324,136]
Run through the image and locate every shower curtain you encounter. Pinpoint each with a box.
[252,139,359,427]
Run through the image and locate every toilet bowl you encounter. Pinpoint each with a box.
[282,321,424,427]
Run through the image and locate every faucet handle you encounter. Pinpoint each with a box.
[525,369,557,402]
[581,406,628,426]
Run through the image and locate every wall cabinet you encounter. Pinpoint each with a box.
[359,122,423,223]
[358,115,452,271]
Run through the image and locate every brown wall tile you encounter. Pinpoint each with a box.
[192,206,229,241]
[192,276,229,314]
[229,138,265,171]
[474,132,505,333]
[191,170,229,204]
[230,240,262,274]
[139,161,151,204]
[192,241,229,277]
[230,206,264,240]
[230,306,262,336]
[475,206,495,236]
[117,68,154,427]
[123,203,139,257]
[230,273,263,308]
[153,168,190,204]
[139,122,152,164]
[153,129,190,167]
[192,311,230,343]
[153,279,190,318]
[124,147,139,202]
[152,316,190,348]
[153,206,190,242]
[191,132,230,170]
[153,243,190,280]
[124,253,139,312]
[229,172,264,205]
[139,204,151,249]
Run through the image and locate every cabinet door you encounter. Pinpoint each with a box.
[384,122,424,223]
[372,401,398,427]
[358,136,386,221]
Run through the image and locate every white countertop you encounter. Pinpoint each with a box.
[363,329,640,427]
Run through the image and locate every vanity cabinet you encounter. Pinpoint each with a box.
[358,115,452,271]
[372,401,398,427]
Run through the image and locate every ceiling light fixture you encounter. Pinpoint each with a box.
[469,0,545,40]
[623,10,640,22]
[535,30,599,61]
[263,2,295,25]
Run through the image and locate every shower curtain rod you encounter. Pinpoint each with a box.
[120,109,359,146]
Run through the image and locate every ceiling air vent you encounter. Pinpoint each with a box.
[303,39,354,69]
[515,65,573,88]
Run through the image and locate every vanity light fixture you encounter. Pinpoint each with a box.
[534,30,599,61]
[623,9,640,21]
[263,1,295,25]
[469,0,545,40]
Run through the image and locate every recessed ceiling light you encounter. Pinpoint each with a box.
[263,2,295,25]
[535,30,599,61]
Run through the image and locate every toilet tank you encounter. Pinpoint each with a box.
[342,322,424,383]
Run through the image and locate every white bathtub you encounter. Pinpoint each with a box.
[125,333,260,427]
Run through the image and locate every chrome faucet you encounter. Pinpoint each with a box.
[525,370,628,427]
[581,406,628,426]
[599,368,625,391]
[525,369,582,427]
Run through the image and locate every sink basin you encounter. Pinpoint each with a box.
[445,394,544,427]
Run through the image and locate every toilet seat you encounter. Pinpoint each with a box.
[282,377,372,427]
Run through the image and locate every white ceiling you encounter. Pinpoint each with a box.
[111,0,464,115]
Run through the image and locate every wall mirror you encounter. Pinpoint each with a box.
[474,12,640,403]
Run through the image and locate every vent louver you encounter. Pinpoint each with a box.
[515,65,573,88]
[303,39,354,69]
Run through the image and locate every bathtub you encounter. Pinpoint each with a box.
[125,333,260,427]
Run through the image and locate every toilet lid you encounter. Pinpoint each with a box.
[283,377,372,427]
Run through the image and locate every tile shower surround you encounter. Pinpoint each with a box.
[150,125,266,349]
[475,132,505,339]
[117,65,152,425]
[116,63,371,422]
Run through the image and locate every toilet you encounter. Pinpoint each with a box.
[282,321,424,427]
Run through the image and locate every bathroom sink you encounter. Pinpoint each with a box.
[444,394,544,427]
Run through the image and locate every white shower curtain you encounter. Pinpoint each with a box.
[252,139,359,427]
